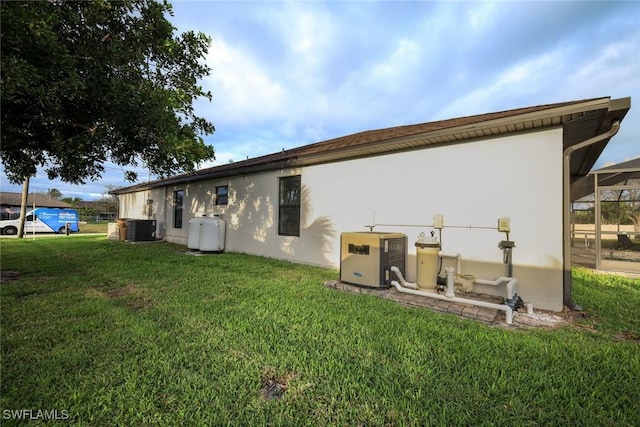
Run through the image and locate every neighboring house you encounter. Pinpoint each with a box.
[1,192,71,219]
[111,97,631,312]
[76,201,118,221]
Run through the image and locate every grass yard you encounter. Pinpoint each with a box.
[1,236,639,426]
[78,221,109,234]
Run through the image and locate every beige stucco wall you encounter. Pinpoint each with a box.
[117,191,147,221]
[303,128,564,311]
[118,128,565,311]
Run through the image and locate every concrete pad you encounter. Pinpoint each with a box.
[446,303,466,315]
[461,305,481,318]
[323,280,503,324]
[476,307,499,323]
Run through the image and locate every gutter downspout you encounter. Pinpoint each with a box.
[563,120,620,310]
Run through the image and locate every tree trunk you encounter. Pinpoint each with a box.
[17,177,30,239]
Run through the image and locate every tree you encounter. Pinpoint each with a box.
[623,181,640,232]
[93,185,119,220]
[1,0,215,186]
[61,196,83,207]
[47,188,63,200]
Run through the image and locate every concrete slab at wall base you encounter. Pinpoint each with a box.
[184,250,224,256]
[324,280,501,324]
[324,280,570,328]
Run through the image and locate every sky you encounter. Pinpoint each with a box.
[2,0,639,201]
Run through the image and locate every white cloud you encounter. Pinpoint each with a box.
[202,38,288,126]
[369,39,420,83]
[436,51,563,119]
[289,11,330,58]
[466,2,497,30]
[569,36,640,91]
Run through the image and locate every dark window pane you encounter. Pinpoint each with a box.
[216,186,228,206]
[278,176,301,236]
[174,190,184,228]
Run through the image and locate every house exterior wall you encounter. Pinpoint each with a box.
[118,128,564,311]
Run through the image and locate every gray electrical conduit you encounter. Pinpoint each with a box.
[390,266,514,325]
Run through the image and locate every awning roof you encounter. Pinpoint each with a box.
[571,157,640,201]
[111,96,631,195]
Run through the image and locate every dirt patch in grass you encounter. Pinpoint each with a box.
[260,367,296,400]
[105,284,135,299]
[1,271,21,283]
[616,330,640,342]
[109,285,152,311]
[88,283,152,311]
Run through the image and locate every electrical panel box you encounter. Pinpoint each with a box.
[340,232,407,288]
[498,217,511,233]
[433,214,444,229]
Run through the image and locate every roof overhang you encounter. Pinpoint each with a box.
[572,157,640,201]
[294,97,628,170]
[563,97,631,186]
[111,96,631,195]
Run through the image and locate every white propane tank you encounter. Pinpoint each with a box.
[187,216,205,250]
[415,232,440,290]
[199,215,226,252]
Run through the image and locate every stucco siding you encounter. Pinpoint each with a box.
[117,191,148,221]
[302,128,564,311]
[117,128,564,311]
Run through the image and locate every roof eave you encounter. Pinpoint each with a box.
[110,97,630,196]
[293,98,615,167]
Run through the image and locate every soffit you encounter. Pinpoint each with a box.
[564,97,631,183]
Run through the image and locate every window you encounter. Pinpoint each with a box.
[174,190,184,228]
[216,186,228,206]
[1,211,20,220]
[278,176,301,236]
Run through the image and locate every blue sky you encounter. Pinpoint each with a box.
[2,0,639,200]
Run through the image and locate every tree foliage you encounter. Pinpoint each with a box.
[61,196,83,206]
[1,0,215,185]
[47,188,63,200]
[573,183,640,231]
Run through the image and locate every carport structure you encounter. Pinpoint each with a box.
[572,158,640,273]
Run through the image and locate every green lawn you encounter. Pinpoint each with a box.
[78,221,109,234]
[1,236,639,426]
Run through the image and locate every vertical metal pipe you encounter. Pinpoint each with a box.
[594,173,601,270]
[563,121,620,310]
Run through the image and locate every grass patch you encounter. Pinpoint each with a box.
[79,221,109,234]
[571,267,640,340]
[1,236,639,425]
